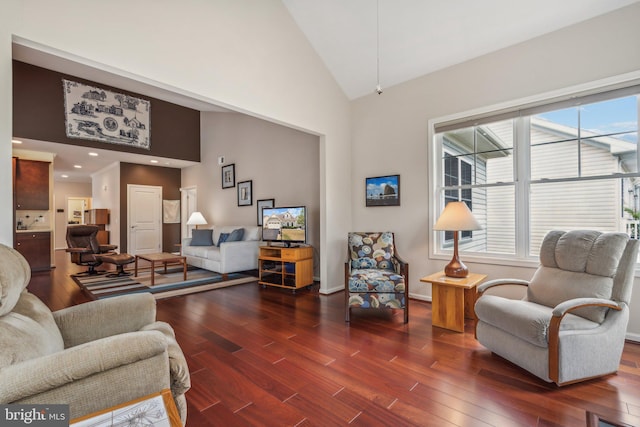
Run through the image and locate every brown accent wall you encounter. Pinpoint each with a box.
[119,163,181,253]
[13,61,200,162]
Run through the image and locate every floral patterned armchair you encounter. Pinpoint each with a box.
[345,232,409,323]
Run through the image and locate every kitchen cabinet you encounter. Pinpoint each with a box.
[85,208,110,244]
[14,158,50,210]
[15,231,51,271]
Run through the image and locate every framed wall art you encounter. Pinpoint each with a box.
[237,180,253,206]
[256,199,275,226]
[365,174,400,207]
[63,79,151,149]
[222,163,235,189]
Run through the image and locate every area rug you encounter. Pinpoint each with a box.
[72,267,257,300]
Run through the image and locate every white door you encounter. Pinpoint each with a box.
[128,184,162,255]
[181,186,198,238]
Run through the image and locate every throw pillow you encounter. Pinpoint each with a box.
[217,232,230,246]
[190,229,214,246]
[227,228,245,242]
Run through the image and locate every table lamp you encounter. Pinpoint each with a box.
[186,211,207,229]
[434,201,481,278]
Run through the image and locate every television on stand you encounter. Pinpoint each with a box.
[261,206,306,247]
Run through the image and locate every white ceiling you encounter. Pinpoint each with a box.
[282,0,639,99]
[12,138,198,183]
[12,0,639,181]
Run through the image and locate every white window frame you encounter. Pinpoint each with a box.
[428,71,640,270]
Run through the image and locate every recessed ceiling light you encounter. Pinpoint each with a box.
[88,152,98,156]
[61,174,69,178]
[150,160,159,164]
[11,139,22,144]
[74,165,82,169]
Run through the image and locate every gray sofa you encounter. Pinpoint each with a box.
[182,225,261,274]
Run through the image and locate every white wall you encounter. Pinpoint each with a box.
[0,0,351,293]
[91,163,121,250]
[0,8,13,246]
[183,112,321,273]
[351,3,640,338]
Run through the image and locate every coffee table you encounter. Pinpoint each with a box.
[135,252,187,287]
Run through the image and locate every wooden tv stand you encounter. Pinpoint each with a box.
[258,245,313,292]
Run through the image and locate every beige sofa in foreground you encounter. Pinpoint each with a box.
[0,244,191,425]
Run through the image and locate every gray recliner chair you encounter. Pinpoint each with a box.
[0,244,191,424]
[474,230,638,385]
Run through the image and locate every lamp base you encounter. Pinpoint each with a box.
[444,258,469,278]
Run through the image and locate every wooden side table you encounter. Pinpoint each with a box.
[420,271,487,332]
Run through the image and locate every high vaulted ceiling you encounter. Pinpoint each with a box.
[12,1,639,181]
[282,0,639,100]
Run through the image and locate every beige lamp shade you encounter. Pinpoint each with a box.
[434,201,481,278]
[186,211,207,228]
[434,201,481,231]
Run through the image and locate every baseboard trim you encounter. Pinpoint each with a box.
[320,285,343,295]
[409,294,432,303]
[625,332,640,343]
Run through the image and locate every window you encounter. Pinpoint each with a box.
[443,154,473,241]
[433,85,640,262]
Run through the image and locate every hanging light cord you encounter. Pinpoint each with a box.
[375,0,382,95]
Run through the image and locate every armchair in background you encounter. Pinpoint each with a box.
[65,224,117,275]
[0,243,191,424]
[345,232,409,323]
[474,230,638,385]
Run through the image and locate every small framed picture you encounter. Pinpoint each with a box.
[365,174,400,207]
[222,163,235,189]
[257,199,275,226]
[237,180,253,206]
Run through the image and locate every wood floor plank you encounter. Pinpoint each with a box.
[195,401,253,426]
[336,386,460,427]
[29,249,640,426]
[199,345,298,403]
[191,351,263,412]
[407,382,532,427]
[232,401,307,427]
[283,392,360,426]
[186,368,223,411]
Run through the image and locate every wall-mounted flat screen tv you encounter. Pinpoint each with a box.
[261,206,306,247]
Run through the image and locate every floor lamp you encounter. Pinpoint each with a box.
[434,201,481,278]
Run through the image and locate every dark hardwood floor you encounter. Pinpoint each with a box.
[28,250,640,426]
